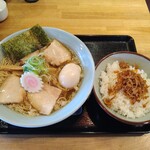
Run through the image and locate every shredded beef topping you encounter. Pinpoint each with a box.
[119,61,129,69]
[104,62,148,106]
[117,69,148,104]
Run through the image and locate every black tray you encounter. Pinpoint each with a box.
[1,35,150,135]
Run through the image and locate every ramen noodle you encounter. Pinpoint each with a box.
[0,25,83,116]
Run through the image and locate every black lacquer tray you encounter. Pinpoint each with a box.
[1,35,150,135]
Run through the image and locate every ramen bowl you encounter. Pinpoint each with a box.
[94,51,150,126]
[0,27,95,128]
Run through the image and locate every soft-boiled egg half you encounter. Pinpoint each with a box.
[58,63,81,88]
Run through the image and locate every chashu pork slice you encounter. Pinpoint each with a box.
[0,75,26,104]
[20,50,40,65]
[43,40,71,66]
[27,84,62,115]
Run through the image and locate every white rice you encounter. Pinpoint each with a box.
[99,61,150,119]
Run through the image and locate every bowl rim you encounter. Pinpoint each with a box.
[96,51,150,68]
[93,51,150,126]
[0,26,95,128]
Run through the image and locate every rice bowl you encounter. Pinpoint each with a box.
[94,51,150,126]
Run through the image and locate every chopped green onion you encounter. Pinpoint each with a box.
[23,55,49,76]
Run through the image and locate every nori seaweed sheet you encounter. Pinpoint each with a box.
[1,25,50,63]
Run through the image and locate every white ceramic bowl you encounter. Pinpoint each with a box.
[94,51,150,126]
[0,27,95,128]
